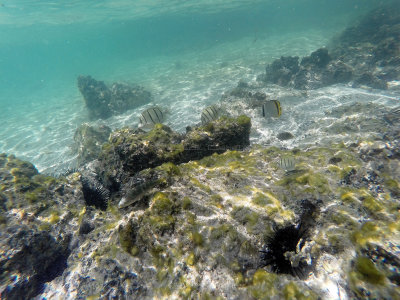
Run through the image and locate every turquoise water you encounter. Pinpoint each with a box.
[0,0,396,173]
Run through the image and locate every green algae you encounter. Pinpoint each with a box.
[295,171,331,194]
[185,212,197,226]
[383,177,400,196]
[185,251,197,266]
[361,193,383,213]
[210,224,238,241]
[46,211,60,224]
[329,210,358,230]
[351,222,389,247]
[231,206,260,234]
[190,231,204,247]
[182,197,192,210]
[339,188,384,214]
[190,177,212,193]
[283,282,318,300]
[196,150,258,175]
[210,194,224,208]
[158,162,182,177]
[252,192,272,207]
[151,192,176,215]
[200,292,225,300]
[91,244,120,264]
[249,269,278,299]
[119,221,138,256]
[354,256,386,285]
[340,188,359,204]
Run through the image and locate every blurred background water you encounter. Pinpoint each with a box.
[0,0,396,173]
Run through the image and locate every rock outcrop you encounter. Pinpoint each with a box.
[98,115,251,194]
[77,75,152,120]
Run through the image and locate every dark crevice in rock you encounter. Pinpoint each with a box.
[0,228,70,300]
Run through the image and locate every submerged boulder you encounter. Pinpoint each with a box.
[77,75,112,119]
[77,75,152,120]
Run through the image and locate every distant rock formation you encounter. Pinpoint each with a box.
[77,75,153,120]
[260,2,400,90]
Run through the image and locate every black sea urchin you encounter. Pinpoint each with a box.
[259,200,319,279]
[81,175,110,210]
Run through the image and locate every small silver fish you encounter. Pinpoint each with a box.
[201,105,220,125]
[262,100,282,118]
[139,106,164,129]
[279,156,296,172]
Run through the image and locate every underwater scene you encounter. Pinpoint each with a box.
[0,0,400,299]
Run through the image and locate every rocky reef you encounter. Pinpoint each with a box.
[77,75,153,120]
[1,4,400,300]
[259,2,400,90]
[1,104,400,299]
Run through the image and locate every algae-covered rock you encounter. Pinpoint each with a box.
[1,117,400,299]
[99,124,184,189]
[183,115,251,161]
[73,123,111,166]
[98,115,251,190]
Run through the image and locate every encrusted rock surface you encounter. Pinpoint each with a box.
[77,75,153,120]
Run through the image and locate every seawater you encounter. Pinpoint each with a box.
[0,0,398,173]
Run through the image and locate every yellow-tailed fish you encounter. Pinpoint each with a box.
[262,100,282,118]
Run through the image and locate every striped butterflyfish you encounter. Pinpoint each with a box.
[262,100,282,118]
[201,105,220,125]
[278,156,295,172]
[139,106,164,128]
